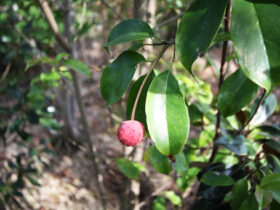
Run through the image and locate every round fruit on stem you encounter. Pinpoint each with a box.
[117,120,145,146]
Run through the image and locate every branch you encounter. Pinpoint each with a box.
[131,44,169,120]
[209,0,231,163]
[38,0,107,209]
[38,0,72,53]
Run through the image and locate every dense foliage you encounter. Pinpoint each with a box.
[0,0,280,209]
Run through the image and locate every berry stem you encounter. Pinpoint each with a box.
[131,44,169,120]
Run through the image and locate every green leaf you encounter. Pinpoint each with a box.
[267,155,280,173]
[255,185,273,208]
[250,93,277,126]
[257,125,280,138]
[200,172,235,186]
[55,52,69,64]
[104,19,154,47]
[164,191,182,207]
[146,71,190,155]
[26,175,41,186]
[148,145,172,174]
[263,139,280,154]
[115,158,145,181]
[218,70,258,117]
[239,194,258,210]
[25,56,54,71]
[153,196,166,210]
[174,152,188,176]
[175,0,229,75]
[100,51,145,105]
[62,59,90,76]
[260,173,280,203]
[126,71,155,129]
[231,178,248,210]
[213,31,231,43]
[215,134,249,155]
[231,0,280,92]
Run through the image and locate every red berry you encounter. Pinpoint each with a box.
[117,120,145,146]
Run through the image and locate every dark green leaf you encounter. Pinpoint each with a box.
[231,178,248,210]
[267,155,280,173]
[175,0,229,75]
[101,51,144,105]
[62,59,90,76]
[146,71,190,155]
[263,139,280,154]
[231,0,280,92]
[218,70,258,117]
[115,158,145,181]
[261,173,280,203]
[105,19,154,47]
[153,196,165,210]
[239,194,258,210]
[200,172,235,186]
[126,71,155,129]
[148,145,172,174]
[26,175,41,186]
[188,103,203,124]
[215,134,248,155]
[250,94,277,126]
[257,125,280,138]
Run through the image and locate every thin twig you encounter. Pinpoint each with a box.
[239,89,266,134]
[0,63,11,84]
[131,44,169,120]
[209,0,231,163]
[155,9,187,29]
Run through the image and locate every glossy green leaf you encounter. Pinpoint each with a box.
[115,158,145,181]
[148,145,172,174]
[250,93,277,126]
[261,173,280,203]
[62,59,90,76]
[200,172,235,186]
[231,178,248,210]
[146,71,189,156]
[175,0,229,75]
[126,71,155,129]
[100,51,145,105]
[104,19,154,47]
[164,191,182,207]
[215,134,249,155]
[218,70,258,117]
[231,0,280,92]
[240,194,258,210]
[257,125,280,138]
